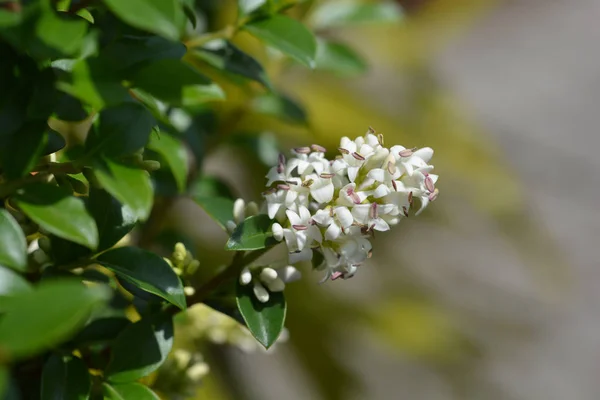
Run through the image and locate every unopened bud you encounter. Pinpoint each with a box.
[184,286,196,296]
[174,242,186,262]
[265,277,285,292]
[253,282,270,303]
[240,267,252,285]
[245,201,259,217]
[142,160,161,171]
[186,259,200,275]
[186,362,210,382]
[271,223,283,241]
[226,220,237,233]
[38,236,51,253]
[233,198,245,224]
[260,268,278,283]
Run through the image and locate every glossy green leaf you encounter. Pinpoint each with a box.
[106,314,174,382]
[53,92,89,121]
[103,382,160,400]
[129,59,211,106]
[58,58,130,110]
[97,246,186,309]
[252,93,307,125]
[195,40,271,88]
[236,279,286,348]
[0,8,21,28]
[94,159,153,221]
[244,15,316,68]
[0,366,6,400]
[0,266,32,300]
[183,82,226,106]
[315,39,367,77]
[100,36,186,74]
[43,128,67,156]
[0,209,27,271]
[86,103,156,158]
[0,280,110,360]
[0,121,47,179]
[191,191,234,232]
[147,132,189,193]
[14,183,99,250]
[36,7,88,56]
[226,214,277,250]
[72,317,131,346]
[41,355,90,400]
[103,0,182,40]
[87,189,137,252]
[311,1,403,29]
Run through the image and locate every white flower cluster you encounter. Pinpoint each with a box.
[263,129,438,281]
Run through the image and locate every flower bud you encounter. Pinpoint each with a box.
[265,277,285,292]
[253,282,270,303]
[226,220,237,233]
[259,267,278,283]
[245,201,259,217]
[239,267,252,285]
[142,160,161,171]
[186,362,210,382]
[38,236,51,254]
[271,223,283,241]
[184,286,196,296]
[233,198,245,224]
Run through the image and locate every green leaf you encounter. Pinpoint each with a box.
[315,39,367,77]
[54,92,89,121]
[36,7,88,56]
[183,82,226,106]
[100,36,187,74]
[72,317,131,346]
[14,183,99,250]
[0,121,47,179]
[103,382,160,400]
[311,1,403,29]
[191,192,234,232]
[236,279,286,348]
[106,314,174,382]
[87,189,137,252]
[244,15,316,68]
[0,366,7,399]
[147,132,189,193]
[252,93,307,125]
[103,0,182,40]
[0,280,110,360]
[96,246,186,309]
[225,214,277,251]
[0,209,27,271]
[129,59,211,106]
[41,355,90,400]
[43,128,67,156]
[86,103,156,158]
[94,159,153,221]
[0,266,32,300]
[58,58,130,110]
[190,175,235,199]
[195,40,271,88]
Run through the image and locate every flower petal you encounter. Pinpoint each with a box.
[310,179,334,204]
[335,206,354,228]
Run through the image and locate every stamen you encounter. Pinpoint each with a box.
[377,133,384,146]
[402,206,409,217]
[338,147,350,155]
[368,126,376,133]
[352,152,365,161]
[347,188,361,204]
[398,148,415,158]
[428,188,439,201]
[387,161,396,175]
[391,180,398,191]
[292,225,308,231]
[408,191,413,204]
[277,184,290,190]
[424,176,435,192]
[294,146,311,154]
[370,202,378,219]
[319,173,335,179]
[331,271,343,280]
[311,144,326,152]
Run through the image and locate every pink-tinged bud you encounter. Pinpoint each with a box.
[352,152,365,161]
[408,191,413,204]
[398,148,414,158]
[294,146,311,154]
[292,224,308,231]
[338,147,350,155]
[402,206,409,217]
[368,126,376,133]
[428,188,439,201]
[331,271,343,280]
[311,144,326,152]
[424,176,435,192]
[319,173,335,179]
[387,161,396,174]
[277,184,290,190]
[377,133,384,146]
[391,180,398,191]
[370,202,378,219]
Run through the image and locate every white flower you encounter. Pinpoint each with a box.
[312,206,353,240]
[284,206,322,251]
[351,202,398,232]
[336,182,369,207]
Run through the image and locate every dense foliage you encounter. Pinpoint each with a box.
[0,0,405,398]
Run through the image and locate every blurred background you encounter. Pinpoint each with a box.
[153,0,600,398]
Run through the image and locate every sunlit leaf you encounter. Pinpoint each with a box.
[226,214,277,251]
[0,209,27,271]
